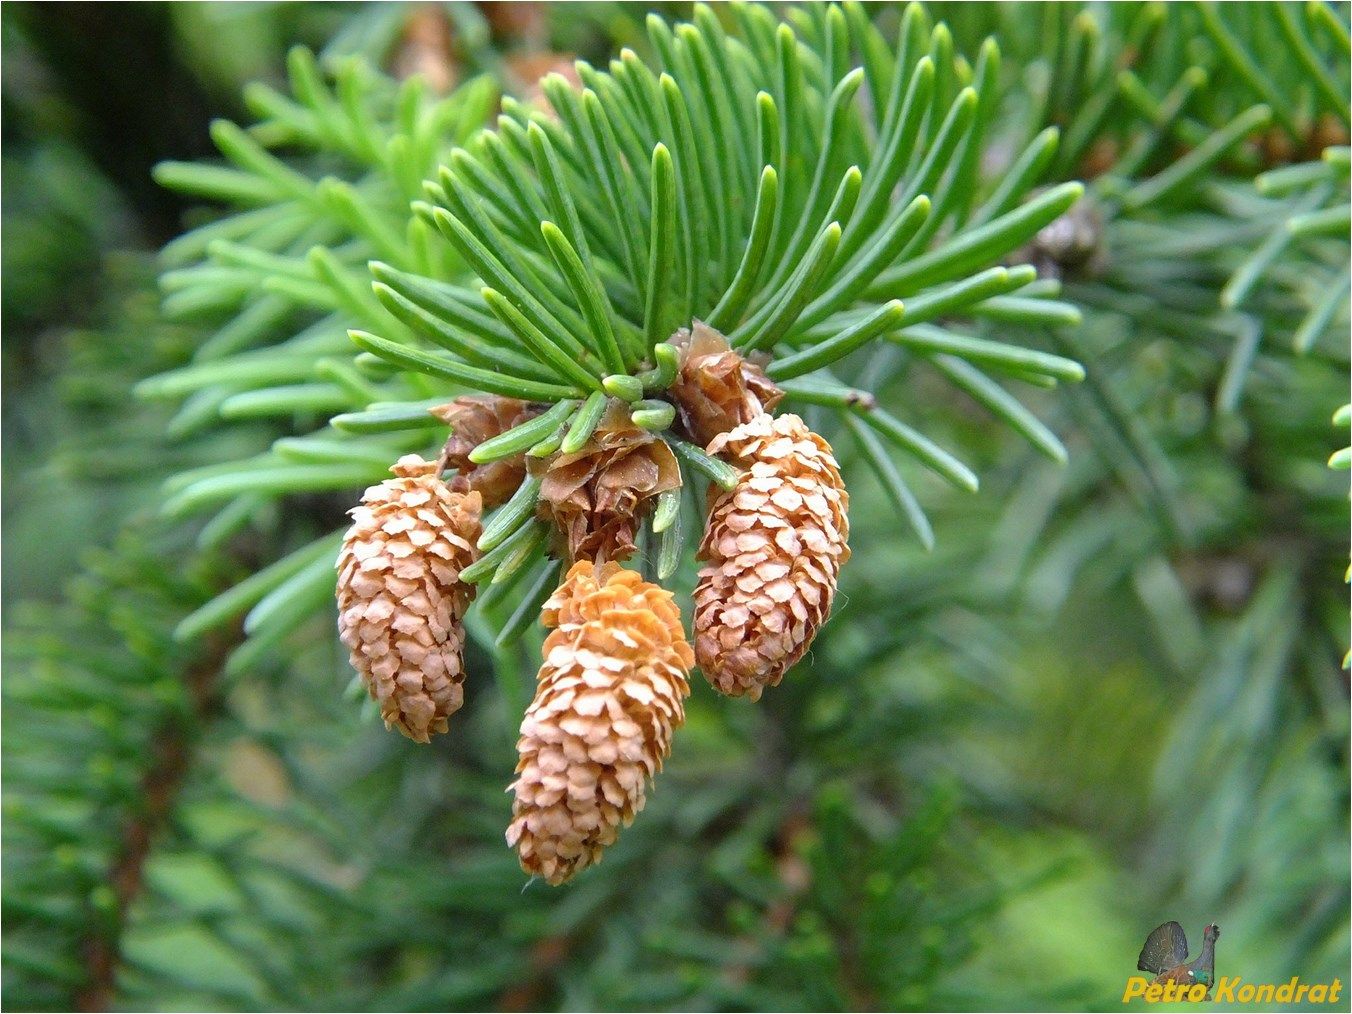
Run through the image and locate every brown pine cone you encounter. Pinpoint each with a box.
[668,321,783,446]
[392,5,457,94]
[431,395,538,507]
[532,401,681,563]
[336,454,482,742]
[506,561,693,885]
[693,413,850,700]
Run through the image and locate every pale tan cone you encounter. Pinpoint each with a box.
[506,561,693,885]
[336,454,482,743]
[693,413,850,700]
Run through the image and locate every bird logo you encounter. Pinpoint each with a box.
[1137,922,1221,1000]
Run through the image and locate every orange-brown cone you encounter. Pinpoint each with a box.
[506,561,693,884]
[336,455,481,742]
[693,413,850,700]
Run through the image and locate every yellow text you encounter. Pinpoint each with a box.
[1123,976,1344,1004]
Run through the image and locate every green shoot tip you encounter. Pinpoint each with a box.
[603,374,644,401]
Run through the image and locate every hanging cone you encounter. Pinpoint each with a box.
[431,395,539,507]
[336,454,482,742]
[693,413,850,700]
[532,402,681,563]
[391,4,458,94]
[668,321,783,446]
[506,561,692,885]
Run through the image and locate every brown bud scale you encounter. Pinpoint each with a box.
[431,395,538,507]
[532,402,681,563]
[668,321,783,446]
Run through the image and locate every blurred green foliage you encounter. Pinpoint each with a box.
[2,3,1348,1012]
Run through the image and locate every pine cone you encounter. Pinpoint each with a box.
[669,321,783,445]
[533,401,681,562]
[506,561,693,885]
[693,413,850,700]
[336,454,482,742]
[431,395,538,507]
[392,5,457,94]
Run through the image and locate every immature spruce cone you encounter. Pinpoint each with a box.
[392,4,457,94]
[693,413,850,700]
[430,395,538,506]
[669,321,783,445]
[506,561,692,885]
[532,402,681,562]
[336,454,482,742]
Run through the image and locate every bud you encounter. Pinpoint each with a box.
[336,455,481,742]
[507,561,693,884]
[693,413,850,700]
[533,402,681,562]
[431,395,538,506]
[668,321,783,446]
